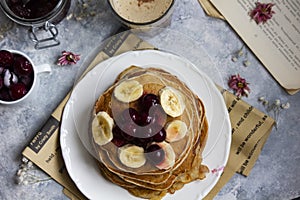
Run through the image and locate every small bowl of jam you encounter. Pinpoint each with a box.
[0,0,71,49]
[0,49,51,105]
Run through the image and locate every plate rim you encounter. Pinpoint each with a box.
[60,49,231,199]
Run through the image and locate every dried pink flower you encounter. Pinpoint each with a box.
[250,2,275,24]
[211,166,225,176]
[57,51,80,66]
[228,74,250,98]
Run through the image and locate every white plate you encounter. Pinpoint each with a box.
[60,50,231,200]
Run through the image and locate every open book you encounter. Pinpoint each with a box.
[207,0,300,94]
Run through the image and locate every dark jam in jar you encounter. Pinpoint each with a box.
[8,0,60,19]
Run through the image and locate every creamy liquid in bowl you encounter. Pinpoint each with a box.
[110,0,173,24]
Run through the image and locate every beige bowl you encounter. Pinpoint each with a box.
[108,0,175,29]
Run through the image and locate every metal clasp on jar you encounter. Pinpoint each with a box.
[29,21,60,50]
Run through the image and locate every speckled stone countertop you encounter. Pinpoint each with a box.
[0,0,299,200]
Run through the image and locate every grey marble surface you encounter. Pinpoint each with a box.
[0,0,299,200]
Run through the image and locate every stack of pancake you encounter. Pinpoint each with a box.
[90,66,209,199]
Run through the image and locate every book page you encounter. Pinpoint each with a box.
[210,0,300,92]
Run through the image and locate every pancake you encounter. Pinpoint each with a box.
[98,117,208,192]
[90,66,209,199]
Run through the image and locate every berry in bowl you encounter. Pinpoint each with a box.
[0,49,51,105]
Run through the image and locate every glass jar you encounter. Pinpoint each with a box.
[0,0,71,49]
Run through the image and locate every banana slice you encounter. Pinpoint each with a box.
[114,80,143,103]
[165,120,188,142]
[118,144,146,168]
[156,142,176,170]
[92,111,114,146]
[159,86,185,117]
